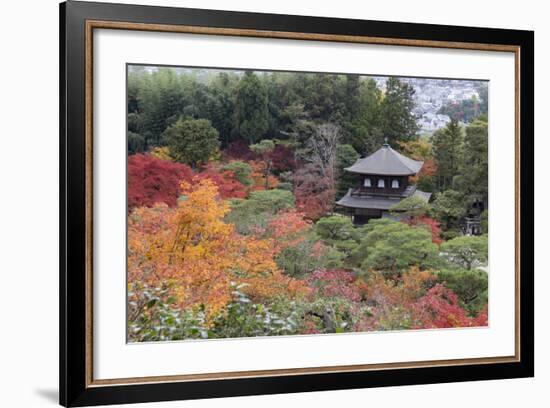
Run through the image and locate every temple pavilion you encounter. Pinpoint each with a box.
[336,142,432,225]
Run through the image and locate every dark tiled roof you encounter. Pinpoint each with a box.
[336,188,432,210]
[345,144,423,176]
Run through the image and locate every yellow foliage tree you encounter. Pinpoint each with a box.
[128,178,306,318]
[149,146,174,161]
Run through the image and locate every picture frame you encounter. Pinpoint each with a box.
[59,0,534,406]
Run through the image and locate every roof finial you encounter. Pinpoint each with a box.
[383,137,389,147]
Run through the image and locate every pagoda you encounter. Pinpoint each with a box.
[336,142,431,225]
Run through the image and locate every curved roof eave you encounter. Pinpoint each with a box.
[344,145,423,175]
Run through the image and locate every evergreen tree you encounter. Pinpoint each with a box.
[379,77,419,145]
[233,71,269,143]
[204,73,238,147]
[303,73,342,121]
[432,119,464,191]
[461,116,488,203]
[141,68,187,146]
[431,189,466,231]
[335,144,360,198]
[346,78,383,155]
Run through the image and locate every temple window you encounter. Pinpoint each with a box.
[392,179,400,189]
[364,178,372,187]
[377,179,385,188]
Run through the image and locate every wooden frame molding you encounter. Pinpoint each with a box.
[84,19,521,388]
[61,1,533,405]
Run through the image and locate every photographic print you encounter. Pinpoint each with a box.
[60,4,533,404]
[126,65,489,342]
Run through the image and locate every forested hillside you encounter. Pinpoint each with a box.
[127,67,489,341]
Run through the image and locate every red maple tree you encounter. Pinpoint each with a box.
[195,163,248,199]
[293,164,335,220]
[270,144,297,172]
[128,154,193,210]
[223,139,256,161]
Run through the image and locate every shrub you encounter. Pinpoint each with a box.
[221,161,253,186]
[440,235,488,270]
[436,269,488,316]
[275,239,344,278]
[354,220,441,275]
[440,229,461,241]
[226,189,295,234]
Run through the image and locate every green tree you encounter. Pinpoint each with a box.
[315,215,356,242]
[204,72,239,147]
[275,238,344,278]
[315,215,359,256]
[437,269,488,315]
[460,117,489,204]
[432,119,464,191]
[222,161,253,187]
[431,189,466,231]
[335,144,360,198]
[233,71,269,143]
[379,77,419,145]
[438,96,483,123]
[353,219,440,275]
[348,78,383,154]
[477,84,489,115]
[440,235,488,270]
[250,139,276,189]
[480,210,489,234]
[302,73,345,122]
[389,196,431,221]
[226,189,295,234]
[128,131,146,155]
[132,68,189,147]
[162,118,220,167]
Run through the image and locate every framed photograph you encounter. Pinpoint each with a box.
[60,1,534,406]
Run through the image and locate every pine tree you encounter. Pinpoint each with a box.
[432,119,464,191]
[233,71,269,143]
[346,78,383,155]
[461,117,488,202]
[379,77,419,145]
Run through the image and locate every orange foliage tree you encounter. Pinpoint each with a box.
[398,140,438,184]
[355,267,486,331]
[249,160,279,190]
[128,178,306,318]
[266,209,311,252]
[195,163,248,199]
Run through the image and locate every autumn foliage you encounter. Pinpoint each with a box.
[250,160,280,190]
[224,139,256,161]
[127,144,486,341]
[195,163,248,199]
[270,144,297,172]
[354,268,487,331]
[128,154,248,212]
[266,209,311,252]
[403,215,443,245]
[128,154,193,210]
[128,179,307,318]
[293,164,336,220]
[129,175,486,337]
[126,70,489,342]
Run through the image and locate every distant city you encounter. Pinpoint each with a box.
[371,77,487,133]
